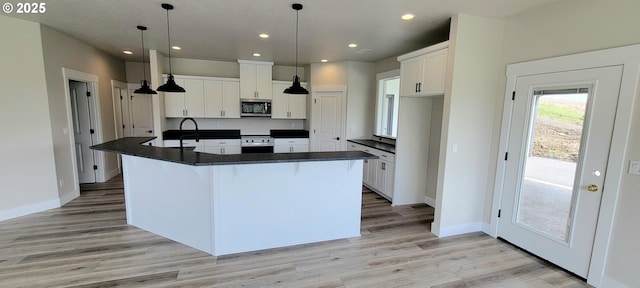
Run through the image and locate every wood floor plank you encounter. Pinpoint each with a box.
[0,174,591,287]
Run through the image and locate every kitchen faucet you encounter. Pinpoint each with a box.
[179,117,199,150]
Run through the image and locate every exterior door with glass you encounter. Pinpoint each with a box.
[498,65,622,277]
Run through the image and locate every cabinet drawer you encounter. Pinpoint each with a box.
[274,138,309,145]
[201,139,241,147]
[164,139,202,147]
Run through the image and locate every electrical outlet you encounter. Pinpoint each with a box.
[629,160,640,176]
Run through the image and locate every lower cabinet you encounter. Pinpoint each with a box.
[348,142,395,200]
[202,139,241,155]
[274,138,309,153]
[164,139,240,155]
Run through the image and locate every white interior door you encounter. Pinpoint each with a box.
[499,66,622,277]
[70,80,96,184]
[312,90,344,152]
[130,92,154,136]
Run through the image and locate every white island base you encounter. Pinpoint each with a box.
[122,155,363,256]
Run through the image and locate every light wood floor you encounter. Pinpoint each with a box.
[0,176,590,287]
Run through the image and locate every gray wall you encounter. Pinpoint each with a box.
[0,15,58,218]
[41,25,127,201]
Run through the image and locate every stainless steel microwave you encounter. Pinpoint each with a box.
[241,99,271,117]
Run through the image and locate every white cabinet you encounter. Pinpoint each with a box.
[272,81,308,119]
[202,139,241,155]
[398,43,448,97]
[274,138,309,153]
[348,142,395,200]
[164,75,241,119]
[204,80,240,118]
[239,60,273,100]
[164,77,205,118]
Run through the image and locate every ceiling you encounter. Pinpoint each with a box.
[7,0,560,66]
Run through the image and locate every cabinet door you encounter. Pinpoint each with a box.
[239,63,257,99]
[384,162,395,198]
[291,144,309,153]
[375,160,386,193]
[419,49,448,96]
[273,145,290,153]
[221,81,240,118]
[288,93,307,119]
[184,79,204,117]
[204,80,223,118]
[255,64,272,99]
[224,146,242,155]
[164,78,186,117]
[271,82,289,119]
[400,57,421,96]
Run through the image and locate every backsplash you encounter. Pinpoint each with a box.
[165,118,305,135]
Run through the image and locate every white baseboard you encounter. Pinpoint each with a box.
[436,222,483,237]
[59,190,79,206]
[599,276,630,288]
[0,198,60,221]
[424,196,436,207]
[104,168,120,182]
[482,222,496,237]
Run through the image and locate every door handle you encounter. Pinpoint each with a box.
[333,137,340,140]
[147,130,153,133]
[587,184,599,192]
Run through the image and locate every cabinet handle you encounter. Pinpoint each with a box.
[415,83,418,93]
[382,162,386,170]
[382,155,387,158]
[418,82,422,92]
[222,147,225,154]
[254,91,258,98]
[290,146,293,152]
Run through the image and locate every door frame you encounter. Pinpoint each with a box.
[62,68,105,190]
[490,44,640,286]
[309,85,347,152]
[111,80,129,173]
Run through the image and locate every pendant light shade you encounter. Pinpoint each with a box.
[157,3,185,93]
[284,3,309,95]
[133,26,157,95]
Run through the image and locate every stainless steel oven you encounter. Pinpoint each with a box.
[241,136,274,153]
[241,99,271,117]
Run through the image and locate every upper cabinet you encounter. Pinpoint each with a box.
[164,77,204,118]
[164,75,240,119]
[204,79,240,118]
[398,41,449,97]
[272,81,308,119]
[239,60,273,100]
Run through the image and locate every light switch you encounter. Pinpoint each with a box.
[629,160,640,176]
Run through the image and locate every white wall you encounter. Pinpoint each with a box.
[125,61,151,84]
[0,15,59,220]
[492,0,640,286]
[40,25,127,200]
[309,61,376,139]
[432,14,505,236]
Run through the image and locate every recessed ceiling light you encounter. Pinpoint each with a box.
[259,33,270,39]
[253,53,261,57]
[171,46,181,50]
[348,43,358,48]
[123,50,133,55]
[321,59,328,63]
[401,13,415,20]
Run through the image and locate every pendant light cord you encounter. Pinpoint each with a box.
[165,9,173,74]
[295,8,299,76]
[140,29,147,81]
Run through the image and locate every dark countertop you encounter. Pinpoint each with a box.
[270,130,309,138]
[92,137,377,166]
[348,139,396,154]
[163,130,241,140]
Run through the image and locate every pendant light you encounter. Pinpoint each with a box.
[157,3,185,92]
[133,26,157,94]
[283,3,309,94]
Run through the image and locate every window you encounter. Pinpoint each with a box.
[375,70,400,138]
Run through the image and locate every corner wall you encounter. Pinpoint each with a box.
[40,25,127,200]
[0,15,58,220]
[432,14,505,236]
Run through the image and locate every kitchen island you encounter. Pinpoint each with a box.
[92,137,375,256]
